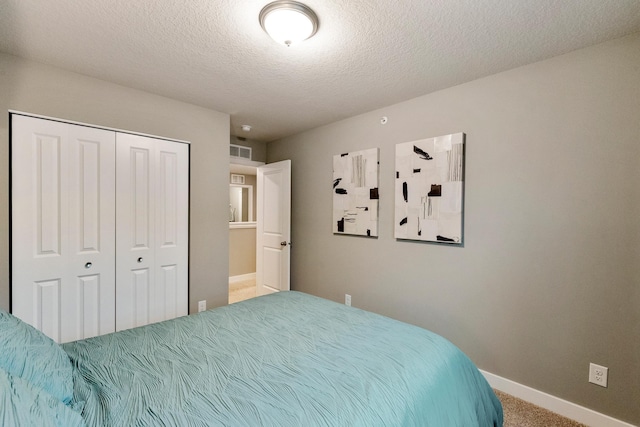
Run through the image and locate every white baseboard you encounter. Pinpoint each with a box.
[480,370,637,427]
[229,272,256,284]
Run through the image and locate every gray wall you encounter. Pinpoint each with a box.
[267,34,640,424]
[0,52,231,313]
[231,135,266,163]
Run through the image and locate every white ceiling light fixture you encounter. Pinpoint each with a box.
[259,1,319,47]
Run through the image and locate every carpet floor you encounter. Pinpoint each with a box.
[496,390,587,427]
[228,278,256,304]
[227,283,587,426]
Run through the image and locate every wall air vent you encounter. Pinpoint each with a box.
[230,174,245,184]
[230,144,252,160]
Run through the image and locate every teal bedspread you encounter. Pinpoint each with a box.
[62,291,502,426]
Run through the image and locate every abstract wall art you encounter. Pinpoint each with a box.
[395,133,465,244]
[333,148,379,237]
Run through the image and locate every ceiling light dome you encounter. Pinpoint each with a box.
[259,1,319,47]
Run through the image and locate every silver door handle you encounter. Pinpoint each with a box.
[85,262,92,269]
[280,241,291,247]
[137,257,143,263]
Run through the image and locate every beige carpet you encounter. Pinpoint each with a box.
[228,278,256,304]
[496,390,587,427]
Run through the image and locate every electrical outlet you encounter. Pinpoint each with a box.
[589,363,608,388]
[345,294,351,307]
[198,300,207,312]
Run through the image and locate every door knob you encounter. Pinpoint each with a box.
[85,262,92,269]
[137,257,143,263]
[280,241,287,246]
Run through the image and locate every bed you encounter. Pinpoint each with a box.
[1,291,502,426]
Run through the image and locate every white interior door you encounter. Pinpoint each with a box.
[115,134,189,331]
[256,160,291,296]
[11,115,116,343]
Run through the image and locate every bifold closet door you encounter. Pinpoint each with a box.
[11,115,116,343]
[115,133,189,331]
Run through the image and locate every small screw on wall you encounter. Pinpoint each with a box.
[380,116,388,125]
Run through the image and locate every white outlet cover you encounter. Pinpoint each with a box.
[589,363,608,387]
[345,294,352,306]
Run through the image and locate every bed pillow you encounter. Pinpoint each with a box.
[0,309,74,404]
[0,367,84,427]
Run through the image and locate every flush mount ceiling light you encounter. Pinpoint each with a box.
[259,1,319,47]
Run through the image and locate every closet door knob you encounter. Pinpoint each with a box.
[280,241,287,246]
[85,262,92,269]
[137,257,143,263]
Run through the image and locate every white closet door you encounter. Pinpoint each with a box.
[11,115,116,343]
[115,134,189,331]
[153,139,189,322]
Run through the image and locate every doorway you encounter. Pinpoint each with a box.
[229,163,258,304]
[228,158,291,304]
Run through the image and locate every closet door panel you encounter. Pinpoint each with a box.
[77,140,101,251]
[12,116,67,264]
[77,275,101,339]
[132,147,152,247]
[37,135,63,256]
[116,135,188,329]
[12,116,69,339]
[133,269,151,326]
[115,134,155,331]
[65,125,116,342]
[35,279,62,342]
[158,265,178,320]
[155,140,189,319]
[11,116,116,343]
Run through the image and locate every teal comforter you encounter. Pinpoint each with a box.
[63,291,502,426]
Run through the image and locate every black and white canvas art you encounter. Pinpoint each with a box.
[333,148,379,237]
[395,133,465,244]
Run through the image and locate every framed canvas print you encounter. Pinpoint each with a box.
[395,133,465,244]
[333,148,379,237]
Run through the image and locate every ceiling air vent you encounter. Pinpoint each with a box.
[230,144,251,160]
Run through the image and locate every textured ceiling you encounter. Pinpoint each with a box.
[1,0,639,142]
